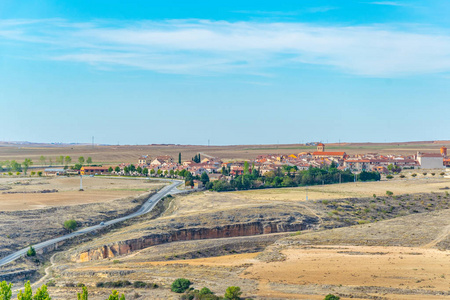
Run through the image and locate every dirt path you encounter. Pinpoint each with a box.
[422,224,450,248]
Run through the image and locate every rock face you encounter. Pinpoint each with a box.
[77,221,306,262]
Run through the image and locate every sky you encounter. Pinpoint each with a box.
[1,0,450,145]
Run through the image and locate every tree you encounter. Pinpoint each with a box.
[107,290,125,300]
[386,190,394,196]
[169,169,174,178]
[0,281,12,300]
[123,166,129,174]
[65,156,72,166]
[64,220,77,232]
[199,287,213,295]
[86,157,92,165]
[150,169,155,176]
[136,166,142,174]
[22,158,33,175]
[115,166,120,173]
[157,169,162,177]
[17,281,32,300]
[39,156,46,166]
[27,246,36,257]
[324,294,340,300]
[171,278,191,293]
[108,167,113,173]
[143,168,149,176]
[243,161,250,175]
[9,160,22,172]
[178,153,182,164]
[73,163,82,170]
[31,171,36,176]
[78,157,85,165]
[77,286,88,300]
[164,170,168,177]
[200,172,210,185]
[224,286,242,300]
[37,171,42,177]
[56,156,63,165]
[33,285,51,300]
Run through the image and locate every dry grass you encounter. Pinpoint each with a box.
[0,177,164,211]
[0,141,448,164]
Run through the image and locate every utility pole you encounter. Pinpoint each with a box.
[79,175,84,191]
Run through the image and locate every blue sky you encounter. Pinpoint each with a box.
[1,0,449,145]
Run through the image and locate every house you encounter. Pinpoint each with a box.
[155,155,174,163]
[80,166,110,175]
[193,180,204,189]
[138,155,151,165]
[416,152,444,169]
[44,168,66,176]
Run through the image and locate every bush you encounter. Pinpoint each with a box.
[431,173,435,176]
[224,286,242,300]
[440,172,446,176]
[37,171,42,177]
[386,175,393,179]
[27,246,36,257]
[386,190,393,196]
[399,174,405,178]
[64,219,77,232]
[423,172,427,176]
[411,173,417,177]
[171,278,191,293]
[324,294,340,300]
[200,287,213,295]
[133,281,158,289]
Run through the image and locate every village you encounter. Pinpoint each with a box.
[72,144,450,182]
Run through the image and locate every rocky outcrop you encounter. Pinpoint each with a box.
[0,269,36,281]
[77,221,307,262]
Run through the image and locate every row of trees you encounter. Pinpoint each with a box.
[208,164,380,191]
[0,156,95,174]
[38,156,93,166]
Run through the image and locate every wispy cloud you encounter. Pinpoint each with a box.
[1,19,450,77]
[370,1,406,6]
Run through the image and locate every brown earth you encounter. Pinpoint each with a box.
[0,177,164,211]
[0,141,448,164]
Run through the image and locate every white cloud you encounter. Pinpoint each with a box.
[370,1,405,6]
[1,19,450,77]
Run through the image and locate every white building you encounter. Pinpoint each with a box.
[417,152,444,169]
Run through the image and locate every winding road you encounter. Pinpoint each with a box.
[0,179,184,267]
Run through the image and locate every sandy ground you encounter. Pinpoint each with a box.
[240,245,450,299]
[0,177,164,211]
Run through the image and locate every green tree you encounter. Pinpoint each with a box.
[243,161,250,175]
[157,169,162,177]
[199,287,213,295]
[65,156,72,166]
[150,169,155,176]
[178,153,182,164]
[27,246,36,257]
[171,278,191,293]
[56,156,63,165]
[200,172,210,185]
[9,160,22,172]
[143,168,149,176]
[108,167,113,173]
[324,294,340,300]
[77,286,88,300]
[169,169,174,178]
[164,170,168,177]
[22,158,33,175]
[123,166,129,174]
[0,281,12,300]
[78,157,85,165]
[86,157,92,165]
[136,166,142,174]
[114,166,120,173]
[37,171,42,177]
[39,156,46,166]
[107,290,125,300]
[224,286,242,300]
[31,171,36,176]
[17,281,32,300]
[64,220,77,232]
[33,285,51,300]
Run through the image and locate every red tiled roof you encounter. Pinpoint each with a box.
[313,152,345,156]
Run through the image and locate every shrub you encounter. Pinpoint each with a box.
[64,220,77,232]
[224,286,242,300]
[171,278,191,293]
[37,171,42,177]
[411,173,417,177]
[372,194,376,198]
[386,175,393,179]
[77,283,85,287]
[31,171,36,176]
[431,173,435,176]
[440,172,446,176]
[200,287,213,295]
[399,174,405,178]
[27,246,36,257]
[423,172,427,176]
[386,191,393,196]
[324,294,340,300]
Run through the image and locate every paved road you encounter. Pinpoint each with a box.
[0,179,183,267]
